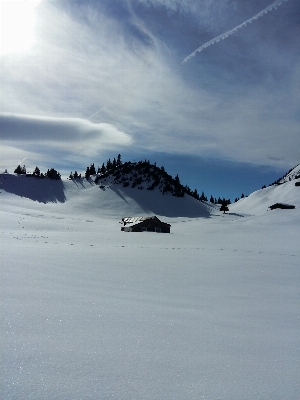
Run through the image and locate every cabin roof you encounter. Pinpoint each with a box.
[269,203,295,209]
[122,216,171,226]
[122,216,158,224]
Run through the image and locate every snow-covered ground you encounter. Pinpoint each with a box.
[1,174,299,399]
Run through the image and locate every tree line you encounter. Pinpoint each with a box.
[14,165,61,180]
[10,155,236,212]
[69,154,234,206]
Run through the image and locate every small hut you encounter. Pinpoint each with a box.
[269,203,295,210]
[120,216,171,233]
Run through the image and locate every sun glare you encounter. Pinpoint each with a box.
[0,0,41,55]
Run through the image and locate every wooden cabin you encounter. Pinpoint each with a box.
[269,203,295,210]
[121,216,171,233]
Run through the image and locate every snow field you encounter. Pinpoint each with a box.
[1,175,300,399]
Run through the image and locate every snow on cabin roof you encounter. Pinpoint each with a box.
[122,216,158,224]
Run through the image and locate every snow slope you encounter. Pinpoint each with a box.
[1,173,299,399]
[230,178,300,216]
[0,173,210,218]
[277,164,300,184]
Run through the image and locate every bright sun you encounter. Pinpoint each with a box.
[0,0,41,55]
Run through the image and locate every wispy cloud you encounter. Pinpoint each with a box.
[0,0,299,172]
[183,0,290,62]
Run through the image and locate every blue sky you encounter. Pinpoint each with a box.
[0,0,299,199]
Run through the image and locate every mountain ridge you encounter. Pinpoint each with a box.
[1,163,299,218]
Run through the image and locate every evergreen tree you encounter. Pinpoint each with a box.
[200,191,207,201]
[14,164,26,174]
[14,165,22,174]
[46,168,61,180]
[85,166,91,179]
[117,154,122,166]
[33,166,40,176]
[106,158,112,170]
[100,163,106,174]
[193,189,199,200]
[89,163,96,175]
[220,200,229,214]
[210,195,214,203]
[174,174,181,193]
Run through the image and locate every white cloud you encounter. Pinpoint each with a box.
[0,113,133,168]
[0,0,299,170]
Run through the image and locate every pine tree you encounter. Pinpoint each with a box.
[100,163,106,174]
[46,168,61,180]
[14,165,26,174]
[85,166,91,179]
[174,174,180,185]
[193,189,199,200]
[200,191,207,201]
[14,165,23,174]
[89,163,96,175]
[117,154,122,166]
[220,200,229,214]
[33,166,40,176]
[106,158,112,170]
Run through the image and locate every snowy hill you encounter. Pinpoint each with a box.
[0,172,210,218]
[231,172,300,216]
[1,162,299,219]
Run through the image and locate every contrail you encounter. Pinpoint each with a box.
[87,102,114,120]
[183,0,289,63]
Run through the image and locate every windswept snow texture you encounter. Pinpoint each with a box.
[1,174,300,399]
